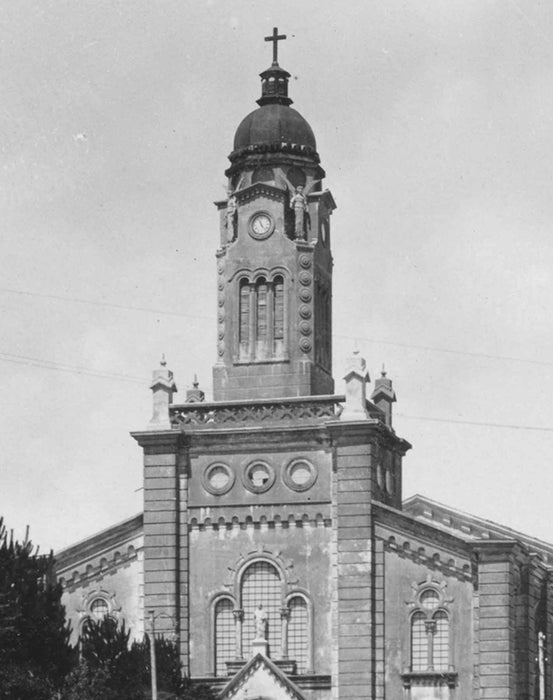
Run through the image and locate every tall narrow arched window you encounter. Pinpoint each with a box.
[288,596,308,673]
[241,561,282,657]
[214,598,234,676]
[433,611,449,671]
[273,276,284,346]
[411,612,427,671]
[239,278,251,351]
[256,279,268,342]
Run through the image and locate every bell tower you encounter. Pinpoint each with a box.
[213,28,336,401]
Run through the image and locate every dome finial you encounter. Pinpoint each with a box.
[264,27,287,66]
[257,27,293,107]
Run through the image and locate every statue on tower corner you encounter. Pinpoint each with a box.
[224,176,245,243]
[280,176,321,240]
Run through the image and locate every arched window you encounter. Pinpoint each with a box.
[256,279,268,343]
[410,587,450,672]
[241,561,282,656]
[214,598,234,676]
[288,596,308,673]
[237,275,286,361]
[273,276,284,345]
[239,279,250,349]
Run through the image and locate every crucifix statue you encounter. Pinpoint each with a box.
[264,27,286,65]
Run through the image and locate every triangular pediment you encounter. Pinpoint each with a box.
[218,654,306,700]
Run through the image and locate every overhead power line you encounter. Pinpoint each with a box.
[0,351,146,384]
[3,286,553,370]
[397,413,553,433]
[1,350,552,435]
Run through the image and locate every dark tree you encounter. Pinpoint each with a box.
[0,517,74,699]
[65,617,216,700]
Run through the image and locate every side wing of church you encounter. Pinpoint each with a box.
[55,31,553,700]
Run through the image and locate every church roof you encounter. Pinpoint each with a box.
[404,494,553,566]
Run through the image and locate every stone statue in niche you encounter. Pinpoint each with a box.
[280,175,321,240]
[253,604,268,640]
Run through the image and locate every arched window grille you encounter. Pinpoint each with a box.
[411,612,427,671]
[410,588,450,672]
[214,598,234,676]
[90,597,109,621]
[238,275,286,361]
[241,561,282,657]
[288,596,308,673]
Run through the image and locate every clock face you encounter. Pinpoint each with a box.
[249,212,274,239]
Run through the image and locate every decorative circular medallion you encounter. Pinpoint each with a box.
[283,458,317,492]
[249,212,275,240]
[299,321,312,336]
[218,311,225,323]
[218,293,225,307]
[299,288,312,303]
[217,261,225,274]
[218,329,225,340]
[202,462,235,495]
[299,254,312,269]
[299,271,312,286]
[218,280,224,291]
[217,341,225,356]
[242,460,275,493]
[299,338,312,353]
[299,304,312,319]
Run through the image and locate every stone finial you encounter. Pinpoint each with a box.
[341,349,371,421]
[149,355,177,430]
[371,365,397,427]
[185,374,205,403]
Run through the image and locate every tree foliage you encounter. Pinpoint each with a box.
[60,617,216,700]
[0,517,74,699]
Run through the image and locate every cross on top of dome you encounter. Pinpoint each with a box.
[264,27,287,66]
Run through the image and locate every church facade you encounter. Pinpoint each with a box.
[55,32,552,700]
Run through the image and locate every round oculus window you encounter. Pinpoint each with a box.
[243,460,275,493]
[203,463,235,495]
[249,212,274,240]
[283,458,317,492]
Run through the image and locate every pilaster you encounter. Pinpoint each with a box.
[132,431,182,644]
[473,541,519,700]
[329,423,375,700]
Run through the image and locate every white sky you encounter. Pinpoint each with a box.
[2,0,553,552]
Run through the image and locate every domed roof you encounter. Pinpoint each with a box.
[233,103,317,152]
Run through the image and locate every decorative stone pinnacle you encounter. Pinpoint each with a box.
[341,348,371,421]
[149,357,177,430]
[160,353,167,367]
[371,365,396,428]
